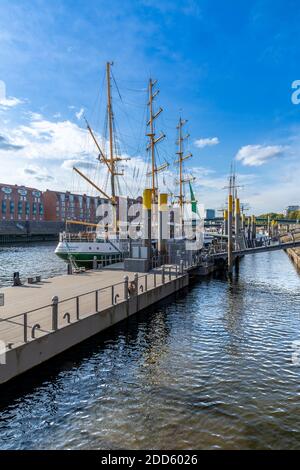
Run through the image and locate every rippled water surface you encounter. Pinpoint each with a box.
[0,246,300,449]
[0,243,66,287]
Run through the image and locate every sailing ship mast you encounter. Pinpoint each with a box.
[146,79,166,202]
[175,117,193,234]
[70,62,129,233]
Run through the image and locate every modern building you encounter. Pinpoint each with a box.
[285,205,300,216]
[205,209,216,220]
[0,183,44,221]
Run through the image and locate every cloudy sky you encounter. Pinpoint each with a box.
[0,0,300,213]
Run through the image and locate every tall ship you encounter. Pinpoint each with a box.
[55,62,131,268]
[55,62,201,269]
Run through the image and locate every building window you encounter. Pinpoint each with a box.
[25,202,30,216]
[18,201,23,215]
[10,201,14,214]
[2,200,6,216]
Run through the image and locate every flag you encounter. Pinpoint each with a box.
[189,181,198,215]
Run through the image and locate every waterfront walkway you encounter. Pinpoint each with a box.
[0,266,176,351]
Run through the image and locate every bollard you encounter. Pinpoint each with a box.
[162,266,165,284]
[13,272,22,287]
[124,276,129,300]
[51,296,59,331]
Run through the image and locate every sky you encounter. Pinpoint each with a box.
[1,0,300,214]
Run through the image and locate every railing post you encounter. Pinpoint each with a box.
[154,272,157,288]
[180,260,184,275]
[51,296,59,331]
[95,290,99,312]
[145,274,148,292]
[111,285,115,305]
[175,265,178,278]
[134,273,139,295]
[23,312,28,343]
[93,256,97,270]
[124,276,129,300]
[76,296,80,320]
[162,266,165,284]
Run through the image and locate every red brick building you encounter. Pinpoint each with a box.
[43,190,100,223]
[0,184,44,221]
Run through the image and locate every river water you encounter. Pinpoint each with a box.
[0,244,300,449]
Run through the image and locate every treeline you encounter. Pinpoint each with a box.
[257,211,300,219]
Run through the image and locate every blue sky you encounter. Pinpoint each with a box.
[1,0,300,213]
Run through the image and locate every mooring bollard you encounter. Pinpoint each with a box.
[51,296,59,331]
[13,272,22,287]
[124,276,129,300]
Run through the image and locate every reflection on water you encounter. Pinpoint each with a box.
[0,248,300,449]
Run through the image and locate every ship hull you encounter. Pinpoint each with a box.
[55,240,128,268]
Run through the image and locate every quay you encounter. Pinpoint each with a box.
[0,265,188,385]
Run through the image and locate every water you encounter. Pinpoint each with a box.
[0,246,300,449]
[0,243,66,287]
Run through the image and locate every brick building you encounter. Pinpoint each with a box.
[0,184,44,221]
[43,190,101,223]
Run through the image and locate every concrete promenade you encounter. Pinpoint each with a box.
[0,266,188,385]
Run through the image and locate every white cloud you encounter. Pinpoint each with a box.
[194,137,219,148]
[76,108,84,120]
[0,96,24,108]
[236,144,285,167]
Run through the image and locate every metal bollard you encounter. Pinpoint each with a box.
[51,296,59,331]
[13,272,22,287]
[124,276,129,300]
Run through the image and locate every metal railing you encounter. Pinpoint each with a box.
[0,266,185,348]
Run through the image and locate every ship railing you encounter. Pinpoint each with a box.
[60,232,97,243]
[0,268,185,349]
